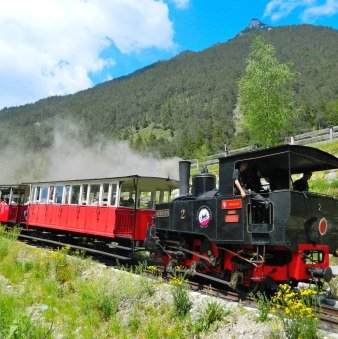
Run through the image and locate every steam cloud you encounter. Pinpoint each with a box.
[0,122,179,184]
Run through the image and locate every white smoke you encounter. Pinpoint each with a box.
[0,122,179,184]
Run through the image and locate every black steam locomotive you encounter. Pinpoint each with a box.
[146,145,338,291]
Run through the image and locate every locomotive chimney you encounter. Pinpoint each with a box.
[179,161,191,196]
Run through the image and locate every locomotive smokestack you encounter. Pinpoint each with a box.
[179,161,191,196]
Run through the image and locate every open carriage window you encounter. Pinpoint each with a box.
[120,184,136,207]
[102,183,109,206]
[110,184,117,206]
[81,184,89,205]
[40,186,48,203]
[53,186,63,204]
[33,186,40,203]
[89,184,100,205]
[138,191,153,209]
[63,186,70,204]
[70,185,80,204]
[155,190,171,204]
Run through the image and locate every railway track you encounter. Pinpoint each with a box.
[320,305,338,332]
[16,231,338,333]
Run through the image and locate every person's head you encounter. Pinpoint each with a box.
[238,161,248,172]
[303,171,312,181]
[93,196,98,202]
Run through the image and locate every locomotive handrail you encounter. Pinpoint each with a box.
[219,247,258,268]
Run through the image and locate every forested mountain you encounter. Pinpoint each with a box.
[0,24,337,158]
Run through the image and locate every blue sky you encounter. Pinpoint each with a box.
[0,0,337,109]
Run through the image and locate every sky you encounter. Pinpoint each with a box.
[0,0,337,110]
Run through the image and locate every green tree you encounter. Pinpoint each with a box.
[238,36,300,147]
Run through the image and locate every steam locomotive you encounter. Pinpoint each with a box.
[145,145,338,291]
[0,144,337,291]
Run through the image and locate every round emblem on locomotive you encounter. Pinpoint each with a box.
[319,217,327,235]
[197,206,212,228]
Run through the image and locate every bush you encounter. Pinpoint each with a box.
[270,284,319,339]
[194,301,230,333]
[169,275,192,318]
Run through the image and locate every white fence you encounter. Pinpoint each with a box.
[190,125,338,170]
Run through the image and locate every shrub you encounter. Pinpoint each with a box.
[270,284,319,339]
[169,274,192,318]
[194,301,230,333]
[253,291,271,322]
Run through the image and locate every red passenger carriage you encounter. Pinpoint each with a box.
[24,176,178,252]
[0,185,29,224]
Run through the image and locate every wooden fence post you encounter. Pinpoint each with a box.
[224,144,228,156]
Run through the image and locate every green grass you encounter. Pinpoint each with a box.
[0,230,231,338]
[134,123,173,141]
[309,140,338,155]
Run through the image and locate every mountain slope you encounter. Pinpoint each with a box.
[0,24,337,158]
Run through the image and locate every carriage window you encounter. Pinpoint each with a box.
[63,186,70,204]
[89,184,100,205]
[81,184,88,205]
[110,184,117,206]
[138,191,153,209]
[102,184,109,206]
[155,191,162,204]
[70,185,80,204]
[54,186,63,204]
[33,186,40,203]
[120,185,136,207]
[49,186,54,202]
[10,196,18,205]
[163,191,170,203]
[40,186,49,203]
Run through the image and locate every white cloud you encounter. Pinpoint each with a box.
[0,0,174,109]
[302,0,338,20]
[171,0,190,9]
[264,0,338,21]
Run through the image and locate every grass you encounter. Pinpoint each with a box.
[310,140,338,155]
[0,228,232,338]
[133,123,173,141]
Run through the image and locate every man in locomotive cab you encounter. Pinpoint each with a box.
[293,171,312,192]
[233,161,270,208]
